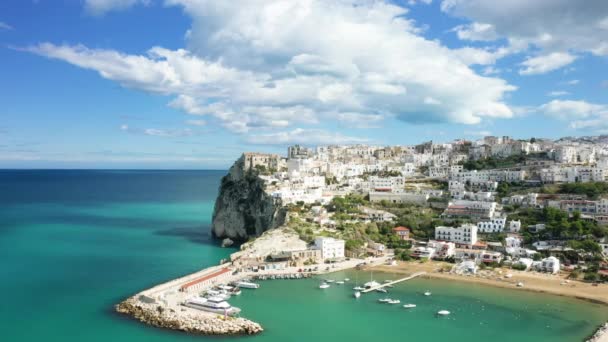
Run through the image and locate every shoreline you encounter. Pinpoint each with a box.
[369,261,608,306]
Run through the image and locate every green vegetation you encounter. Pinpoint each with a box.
[460,155,526,171]
[557,182,608,199]
[509,207,606,242]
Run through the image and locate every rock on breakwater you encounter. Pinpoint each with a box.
[212,153,286,240]
[115,297,263,336]
[587,322,608,342]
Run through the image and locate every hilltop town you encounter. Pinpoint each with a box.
[219,135,608,283]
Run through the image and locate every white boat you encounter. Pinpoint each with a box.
[516,282,524,287]
[403,304,416,309]
[437,310,450,316]
[424,291,432,296]
[336,281,345,285]
[184,297,241,316]
[325,279,335,283]
[319,283,331,289]
[344,278,350,282]
[236,281,260,289]
[231,289,242,296]
[504,274,513,278]
[364,281,381,289]
[218,285,234,291]
[353,286,365,291]
[388,299,400,304]
[375,288,388,293]
[354,291,361,298]
[378,298,391,303]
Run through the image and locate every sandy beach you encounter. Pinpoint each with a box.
[370,261,608,306]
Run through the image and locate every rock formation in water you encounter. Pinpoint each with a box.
[211,154,286,241]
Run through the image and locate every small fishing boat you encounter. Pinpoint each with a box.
[437,310,450,316]
[336,281,345,285]
[403,304,416,309]
[319,283,331,289]
[353,286,365,291]
[378,298,391,303]
[388,299,401,304]
[325,279,335,283]
[354,291,361,299]
[424,291,431,296]
[344,278,350,282]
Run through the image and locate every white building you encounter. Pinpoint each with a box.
[435,224,478,245]
[537,256,560,274]
[509,220,521,233]
[314,237,345,259]
[477,218,506,233]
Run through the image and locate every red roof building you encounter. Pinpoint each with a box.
[392,226,410,240]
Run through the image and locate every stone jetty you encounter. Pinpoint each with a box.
[115,297,263,336]
[587,322,608,342]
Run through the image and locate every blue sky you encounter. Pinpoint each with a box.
[1,0,607,169]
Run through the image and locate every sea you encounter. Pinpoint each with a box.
[0,170,606,342]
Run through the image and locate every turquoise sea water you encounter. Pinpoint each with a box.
[0,170,606,342]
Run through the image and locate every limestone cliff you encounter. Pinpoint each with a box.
[211,155,286,240]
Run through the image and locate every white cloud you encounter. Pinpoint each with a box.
[120,124,194,137]
[246,128,368,145]
[452,22,497,41]
[519,52,577,75]
[0,21,13,30]
[29,0,516,143]
[564,79,580,86]
[442,0,608,70]
[539,99,607,121]
[84,0,149,16]
[546,91,570,97]
[464,130,492,136]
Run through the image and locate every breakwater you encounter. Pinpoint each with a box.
[116,297,262,335]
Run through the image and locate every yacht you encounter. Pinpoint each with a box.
[388,299,401,304]
[353,286,365,291]
[336,281,345,285]
[437,310,450,316]
[344,278,350,282]
[424,291,431,296]
[236,281,260,289]
[184,297,241,316]
[319,283,331,289]
[403,304,416,309]
[378,298,391,303]
[325,279,335,283]
[353,291,361,299]
[364,281,381,289]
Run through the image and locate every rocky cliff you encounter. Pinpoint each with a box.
[211,155,286,240]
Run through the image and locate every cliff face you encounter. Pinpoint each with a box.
[211,155,286,241]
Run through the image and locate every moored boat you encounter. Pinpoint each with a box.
[403,304,416,309]
[388,299,400,304]
[353,286,365,291]
[354,291,361,298]
[437,310,450,316]
[319,283,331,289]
[236,281,260,289]
[424,291,431,296]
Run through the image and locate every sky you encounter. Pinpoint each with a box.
[1,0,607,169]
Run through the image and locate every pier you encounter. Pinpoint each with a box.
[361,272,427,293]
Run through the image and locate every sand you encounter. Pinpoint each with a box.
[369,260,608,306]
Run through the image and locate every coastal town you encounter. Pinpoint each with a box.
[119,135,608,341]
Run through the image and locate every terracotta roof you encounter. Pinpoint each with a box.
[393,226,410,231]
[180,268,231,291]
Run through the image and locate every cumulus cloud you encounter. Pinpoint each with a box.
[519,52,577,75]
[442,1,608,54]
[452,22,497,41]
[84,0,149,16]
[246,128,368,145]
[539,100,608,120]
[29,0,516,143]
